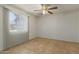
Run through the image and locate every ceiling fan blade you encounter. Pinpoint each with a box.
[34,10,41,11]
[48,7,58,10]
[41,4,43,6]
[48,11,53,14]
[41,4,48,5]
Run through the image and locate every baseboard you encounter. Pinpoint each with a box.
[29,37,38,40]
[31,37,79,44]
[0,49,4,51]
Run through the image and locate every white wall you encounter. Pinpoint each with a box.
[29,16,37,39]
[0,6,9,50]
[37,10,79,42]
[0,6,4,50]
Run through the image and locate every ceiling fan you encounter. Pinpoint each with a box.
[34,4,58,15]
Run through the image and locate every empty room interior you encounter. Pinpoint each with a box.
[0,4,79,54]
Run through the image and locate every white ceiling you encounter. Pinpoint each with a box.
[12,4,79,16]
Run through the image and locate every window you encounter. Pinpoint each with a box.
[9,11,28,32]
[9,11,17,30]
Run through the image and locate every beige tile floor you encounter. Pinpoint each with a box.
[6,38,79,54]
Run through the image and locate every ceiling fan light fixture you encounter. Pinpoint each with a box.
[34,4,58,15]
[42,4,48,15]
[42,10,47,14]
